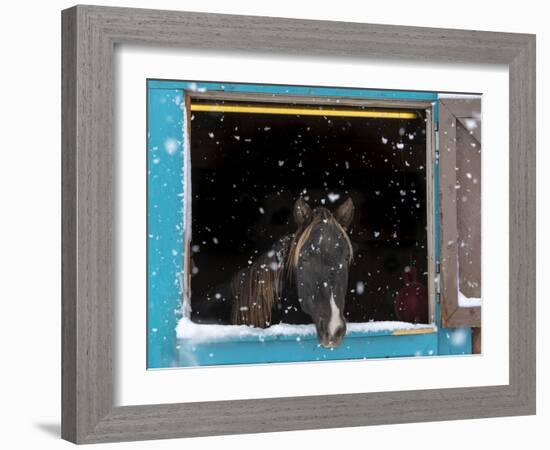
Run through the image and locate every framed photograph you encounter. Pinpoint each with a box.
[62,5,535,443]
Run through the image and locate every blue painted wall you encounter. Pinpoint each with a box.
[147,88,185,368]
[178,332,438,367]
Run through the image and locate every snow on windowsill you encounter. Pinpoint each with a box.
[176,317,436,343]
[458,291,482,308]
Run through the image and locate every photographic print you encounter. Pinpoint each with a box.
[61,7,535,442]
[147,80,481,368]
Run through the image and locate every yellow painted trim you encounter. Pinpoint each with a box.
[190,103,418,119]
[392,327,437,336]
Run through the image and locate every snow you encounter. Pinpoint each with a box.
[186,82,207,93]
[457,259,482,307]
[449,328,468,347]
[462,118,478,131]
[458,290,482,307]
[176,317,435,342]
[164,137,178,155]
[180,97,192,319]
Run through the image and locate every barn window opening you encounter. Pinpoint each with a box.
[188,98,430,326]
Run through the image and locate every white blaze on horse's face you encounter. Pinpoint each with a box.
[327,291,344,346]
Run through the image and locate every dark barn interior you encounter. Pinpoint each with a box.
[189,99,429,324]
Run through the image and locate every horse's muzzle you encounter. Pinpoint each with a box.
[317,320,346,349]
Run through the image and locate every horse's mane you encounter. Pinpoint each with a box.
[230,237,289,328]
[231,208,353,328]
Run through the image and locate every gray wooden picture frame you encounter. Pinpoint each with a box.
[61,5,536,444]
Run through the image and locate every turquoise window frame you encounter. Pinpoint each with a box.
[147,79,472,369]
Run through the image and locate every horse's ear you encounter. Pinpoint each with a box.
[334,198,354,229]
[293,198,312,227]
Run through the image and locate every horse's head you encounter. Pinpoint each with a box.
[289,197,354,348]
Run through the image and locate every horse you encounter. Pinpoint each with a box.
[214,197,355,348]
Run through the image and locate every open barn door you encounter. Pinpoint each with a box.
[438,97,481,331]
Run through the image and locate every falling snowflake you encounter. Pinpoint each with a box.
[164,137,178,155]
[463,118,478,130]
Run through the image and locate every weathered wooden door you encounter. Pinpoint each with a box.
[439,98,482,333]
